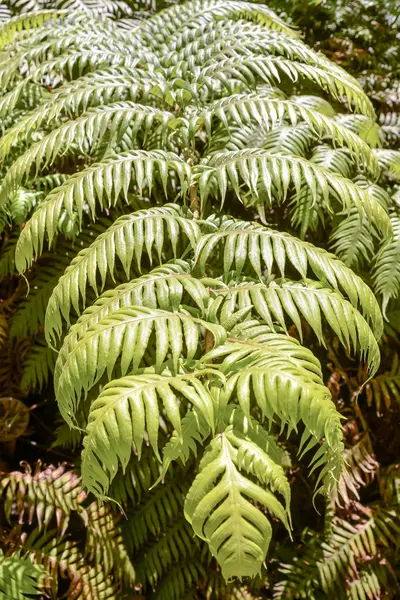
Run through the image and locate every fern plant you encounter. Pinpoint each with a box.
[0,0,398,597]
[0,548,45,600]
[0,463,136,599]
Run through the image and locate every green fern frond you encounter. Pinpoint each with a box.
[163,21,352,84]
[209,278,380,373]
[122,475,189,551]
[142,0,298,43]
[194,94,378,174]
[374,212,400,313]
[0,549,45,600]
[54,259,208,340]
[147,558,206,600]
[20,337,56,393]
[0,1,394,588]
[134,518,196,587]
[51,420,83,451]
[196,150,389,235]
[40,205,199,337]
[289,142,369,240]
[330,209,380,270]
[203,332,343,492]
[0,102,176,204]
[0,67,165,151]
[272,534,321,600]
[81,368,220,495]
[156,410,211,483]
[0,45,138,93]
[306,144,354,177]
[335,113,382,148]
[0,79,44,122]
[6,188,42,226]
[32,173,70,193]
[195,218,383,339]
[374,148,400,179]
[184,430,290,581]
[194,56,374,118]
[380,463,400,507]
[291,93,337,117]
[58,0,137,17]
[260,123,314,159]
[380,111,400,146]
[15,156,191,273]
[0,14,132,62]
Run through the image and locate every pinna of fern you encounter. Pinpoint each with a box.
[0,0,395,585]
[272,505,400,600]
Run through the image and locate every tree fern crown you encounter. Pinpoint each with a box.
[0,0,393,584]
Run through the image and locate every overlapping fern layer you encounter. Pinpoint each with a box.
[0,0,400,598]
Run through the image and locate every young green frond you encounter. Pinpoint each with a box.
[203,333,343,491]
[184,431,290,581]
[43,205,200,341]
[54,306,225,424]
[330,209,380,270]
[81,370,218,496]
[0,9,60,50]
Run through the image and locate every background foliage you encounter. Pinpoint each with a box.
[0,0,399,598]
